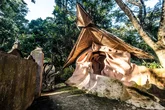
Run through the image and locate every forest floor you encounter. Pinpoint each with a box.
[27,83,143,110]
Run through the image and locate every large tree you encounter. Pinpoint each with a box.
[0,0,28,51]
[114,0,165,68]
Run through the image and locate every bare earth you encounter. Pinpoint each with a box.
[27,83,143,110]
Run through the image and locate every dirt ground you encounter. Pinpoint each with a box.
[27,83,144,110]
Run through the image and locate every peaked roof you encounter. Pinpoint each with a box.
[63,3,153,68]
[76,3,93,27]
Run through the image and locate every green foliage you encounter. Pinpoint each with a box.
[0,17,17,51]
[142,60,162,69]
[0,0,28,51]
[0,0,163,69]
[82,0,115,28]
[60,66,74,81]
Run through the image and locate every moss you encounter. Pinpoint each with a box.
[54,83,85,95]
[60,66,74,81]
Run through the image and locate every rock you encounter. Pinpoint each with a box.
[0,51,37,110]
[31,47,44,97]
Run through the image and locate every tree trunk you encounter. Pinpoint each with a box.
[155,49,165,68]
[158,0,165,43]
[114,0,165,68]
[156,0,165,68]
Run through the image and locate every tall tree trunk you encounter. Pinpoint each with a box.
[114,0,165,68]
[155,50,165,68]
[156,0,165,68]
[158,0,165,43]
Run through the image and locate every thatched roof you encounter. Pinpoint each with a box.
[63,3,153,68]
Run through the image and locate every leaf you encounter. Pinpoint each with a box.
[31,0,35,4]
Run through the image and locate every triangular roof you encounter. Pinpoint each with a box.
[63,3,153,68]
[76,3,93,27]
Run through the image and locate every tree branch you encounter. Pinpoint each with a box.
[140,0,146,23]
[138,4,143,23]
[114,0,157,50]
[140,0,146,19]
[158,0,165,44]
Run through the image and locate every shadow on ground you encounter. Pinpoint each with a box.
[27,83,142,110]
[27,96,58,110]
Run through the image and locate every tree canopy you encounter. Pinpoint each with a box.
[0,0,164,68]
